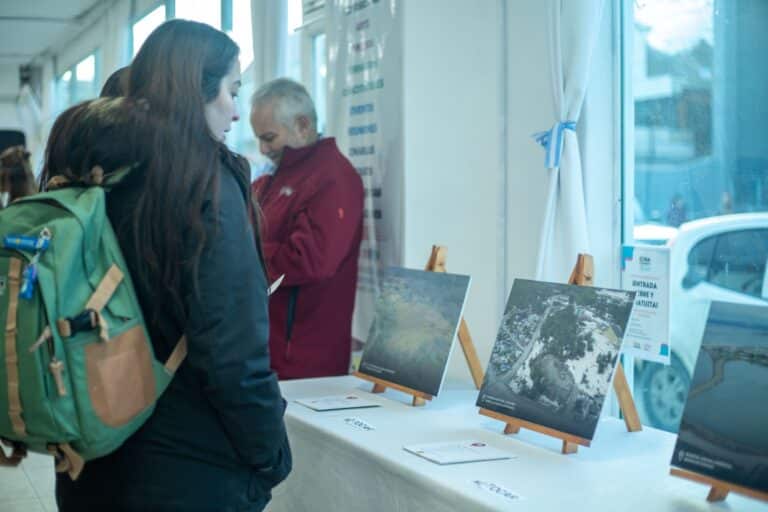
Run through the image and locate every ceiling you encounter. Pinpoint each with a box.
[0,1,108,65]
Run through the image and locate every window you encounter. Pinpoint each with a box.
[625,1,768,433]
[229,0,253,70]
[683,237,714,289]
[296,2,326,135]
[283,0,303,80]
[55,52,101,113]
[229,79,274,179]
[312,33,327,134]
[174,0,221,29]
[72,55,97,104]
[132,4,167,57]
[55,70,72,113]
[708,230,768,297]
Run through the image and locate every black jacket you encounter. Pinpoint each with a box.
[56,157,291,511]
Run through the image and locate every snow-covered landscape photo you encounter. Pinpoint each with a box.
[477,279,635,440]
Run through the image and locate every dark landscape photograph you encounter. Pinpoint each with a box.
[359,267,470,396]
[672,301,768,493]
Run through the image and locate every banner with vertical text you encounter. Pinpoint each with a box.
[327,0,403,367]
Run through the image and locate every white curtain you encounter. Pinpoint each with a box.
[535,0,606,282]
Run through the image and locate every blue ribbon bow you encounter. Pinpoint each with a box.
[532,120,576,169]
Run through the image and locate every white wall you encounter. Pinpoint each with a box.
[402,0,555,385]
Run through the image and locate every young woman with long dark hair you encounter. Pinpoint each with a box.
[44,20,291,511]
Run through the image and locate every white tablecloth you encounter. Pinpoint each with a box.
[265,375,767,512]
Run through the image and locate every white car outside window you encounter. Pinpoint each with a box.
[634,213,768,432]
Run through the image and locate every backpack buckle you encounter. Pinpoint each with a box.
[58,310,97,338]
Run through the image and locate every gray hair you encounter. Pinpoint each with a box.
[251,78,317,132]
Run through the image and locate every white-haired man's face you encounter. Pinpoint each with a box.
[250,100,312,165]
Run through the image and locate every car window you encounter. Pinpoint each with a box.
[707,229,768,297]
[685,236,716,287]
[763,257,768,298]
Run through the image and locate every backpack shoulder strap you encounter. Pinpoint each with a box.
[164,336,187,374]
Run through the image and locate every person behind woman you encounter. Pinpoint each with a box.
[44,19,291,511]
[99,65,130,97]
[0,145,36,207]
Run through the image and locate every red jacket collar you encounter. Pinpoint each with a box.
[278,137,337,170]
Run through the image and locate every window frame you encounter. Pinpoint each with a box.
[129,2,170,58]
[299,19,326,134]
[618,0,768,433]
[55,50,102,113]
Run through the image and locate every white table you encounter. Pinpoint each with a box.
[266,375,768,512]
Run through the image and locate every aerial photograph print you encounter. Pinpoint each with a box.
[672,301,768,494]
[358,266,471,396]
[477,279,635,440]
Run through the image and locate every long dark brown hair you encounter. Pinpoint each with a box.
[40,98,152,186]
[0,146,36,206]
[43,20,249,331]
[100,66,130,98]
[124,19,247,325]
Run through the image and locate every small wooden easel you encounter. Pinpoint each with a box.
[423,246,485,390]
[479,253,641,454]
[670,467,768,504]
[354,246,485,406]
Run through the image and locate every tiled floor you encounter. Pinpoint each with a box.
[0,451,57,512]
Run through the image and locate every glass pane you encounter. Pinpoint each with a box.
[133,5,167,57]
[287,0,303,32]
[282,0,302,80]
[227,76,274,179]
[708,230,768,296]
[175,0,221,28]
[75,55,95,82]
[229,0,253,69]
[312,33,327,134]
[72,53,99,105]
[55,70,72,114]
[628,0,768,433]
[683,236,715,289]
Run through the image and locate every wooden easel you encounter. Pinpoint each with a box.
[478,253,641,454]
[354,246,485,406]
[423,246,485,389]
[670,467,768,504]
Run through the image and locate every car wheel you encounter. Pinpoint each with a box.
[639,353,691,432]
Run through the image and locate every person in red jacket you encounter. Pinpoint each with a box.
[250,78,363,380]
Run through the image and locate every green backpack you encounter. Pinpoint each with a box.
[0,179,186,479]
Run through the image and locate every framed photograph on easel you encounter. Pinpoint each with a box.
[670,301,768,504]
[477,255,640,453]
[354,265,470,405]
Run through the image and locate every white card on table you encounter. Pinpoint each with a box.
[294,394,381,411]
[403,440,513,465]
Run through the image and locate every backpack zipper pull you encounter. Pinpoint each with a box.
[28,326,52,353]
[19,259,38,300]
[18,229,51,301]
[48,358,67,397]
